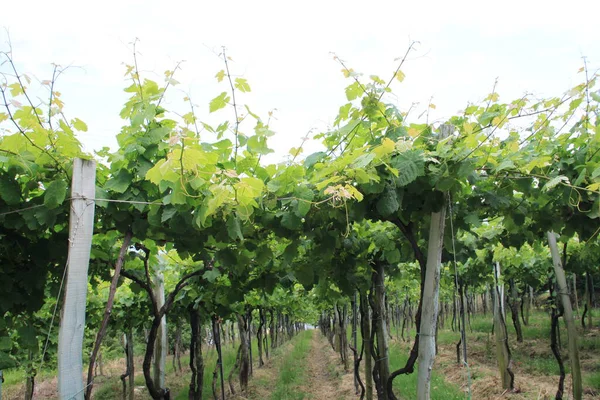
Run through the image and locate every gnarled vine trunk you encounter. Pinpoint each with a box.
[188,306,204,400]
[237,313,250,392]
[548,232,582,400]
[371,261,390,400]
[493,262,514,390]
[360,291,373,400]
[508,279,523,343]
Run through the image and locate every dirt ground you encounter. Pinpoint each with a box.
[299,330,356,399]
[237,329,356,400]
[431,331,600,400]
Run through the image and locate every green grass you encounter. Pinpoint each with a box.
[349,323,466,399]
[586,370,600,391]
[388,340,466,400]
[268,330,312,400]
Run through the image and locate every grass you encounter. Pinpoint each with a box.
[268,330,312,400]
[350,323,466,399]
[586,370,600,391]
[388,340,466,400]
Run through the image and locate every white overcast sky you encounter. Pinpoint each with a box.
[1,0,599,163]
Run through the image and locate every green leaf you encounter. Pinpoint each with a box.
[376,188,399,217]
[294,263,314,287]
[161,206,177,223]
[235,177,264,206]
[345,82,362,101]
[283,241,299,265]
[72,118,88,132]
[543,175,569,192]
[234,78,251,93]
[391,150,424,187]
[146,159,179,185]
[44,179,68,209]
[0,350,17,369]
[203,269,221,283]
[0,337,11,351]
[95,186,109,208]
[247,135,273,155]
[215,70,226,82]
[293,186,314,217]
[227,214,244,241]
[281,212,302,230]
[493,159,515,173]
[304,152,326,168]
[209,92,230,113]
[105,169,133,193]
[17,325,37,350]
[464,213,481,227]
[0,176,21,205]
[34,207,57,226]
[436,177,456,191]
[384,248,401,264]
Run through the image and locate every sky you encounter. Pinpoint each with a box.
[1,0,599,163]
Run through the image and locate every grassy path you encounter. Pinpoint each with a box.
[240,329,354,400]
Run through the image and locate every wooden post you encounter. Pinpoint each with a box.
[548,231,582,400]
[493,261,513,389]
[153,269,167,390]
[573,274,579,317]
[417,124,450,400]
[416,203,446,399]
[58,158,96,400]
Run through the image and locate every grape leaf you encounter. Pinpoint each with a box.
[0,176,21,205]
[376,188,399,217]
[209,92,230,113]
[44,179,68,209]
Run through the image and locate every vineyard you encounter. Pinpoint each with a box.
[0,40,599,400]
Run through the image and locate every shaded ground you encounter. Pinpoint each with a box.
[237,329,355,400]
[300,330,356,399]
[432,314,600,400]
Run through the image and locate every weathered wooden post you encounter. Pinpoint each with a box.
[153,269,167,390]
[58,158,96,400]
[417,124,450,400]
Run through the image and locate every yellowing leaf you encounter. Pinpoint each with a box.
[289,147,303,157]
[407,128,419,138]
[342,68,354,78]
[463,122,474,135]
[209,92,230,113]
[235,177,264,206]
[429,103,436,109]
[492,116,503,127]
[72,118,88,132]
[315,175,343,191]
[395,71,406,82]
[345,184,363,201]
[587,182,600,192]
[234,78,251,93]
[215,70,226,82]
[373,138,395,157]
[8,83,23,96]
[146,158,179,184]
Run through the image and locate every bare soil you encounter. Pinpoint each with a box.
[298,330,356,399]
[431,328,600,400]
